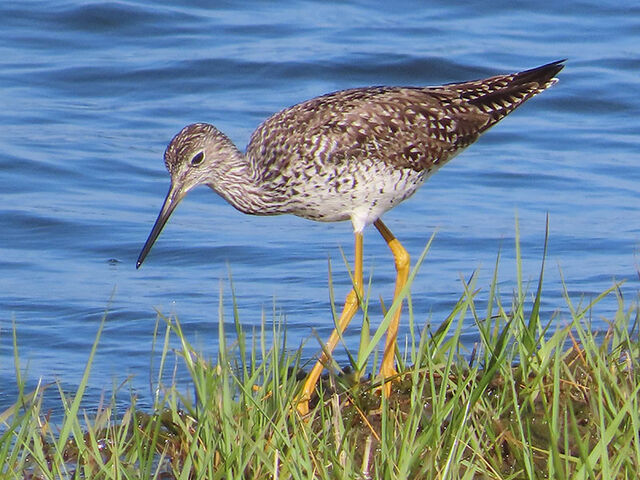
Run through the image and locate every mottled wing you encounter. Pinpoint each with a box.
[247,60,563,180]
[247,87,478,179]
[329,87,493,172]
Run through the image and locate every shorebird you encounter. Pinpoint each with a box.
[137,59,564,415]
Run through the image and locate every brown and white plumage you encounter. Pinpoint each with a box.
[137,60,564,414]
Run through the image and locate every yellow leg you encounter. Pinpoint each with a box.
[374,219,410,396]
[296,231,364,415]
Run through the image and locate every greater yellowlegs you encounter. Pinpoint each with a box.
[137,60,564,415]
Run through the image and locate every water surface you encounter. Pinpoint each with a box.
[1,1,638,415]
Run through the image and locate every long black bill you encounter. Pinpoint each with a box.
[136,184,184,269]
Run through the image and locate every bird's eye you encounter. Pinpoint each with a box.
[190,151,205,166]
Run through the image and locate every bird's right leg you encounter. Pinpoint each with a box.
[374,218,410,396]
[296,231,363,415]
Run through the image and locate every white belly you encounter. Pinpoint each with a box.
[284,160,429,232]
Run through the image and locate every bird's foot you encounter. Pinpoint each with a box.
[295,392,311,416]
[377,363,399,398]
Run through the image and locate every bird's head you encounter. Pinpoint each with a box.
[136,123,237,268]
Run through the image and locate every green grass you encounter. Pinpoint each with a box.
[1,228,639,479]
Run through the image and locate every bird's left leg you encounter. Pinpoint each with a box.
[374,218,410,396]
[296,231,364,415]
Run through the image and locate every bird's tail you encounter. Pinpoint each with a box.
[449,59,566,131]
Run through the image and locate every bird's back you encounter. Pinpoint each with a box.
[247,60,563,181]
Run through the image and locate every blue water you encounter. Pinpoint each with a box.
[1,1,638,416]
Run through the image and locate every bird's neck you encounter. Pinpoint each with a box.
[209,147,284,216]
